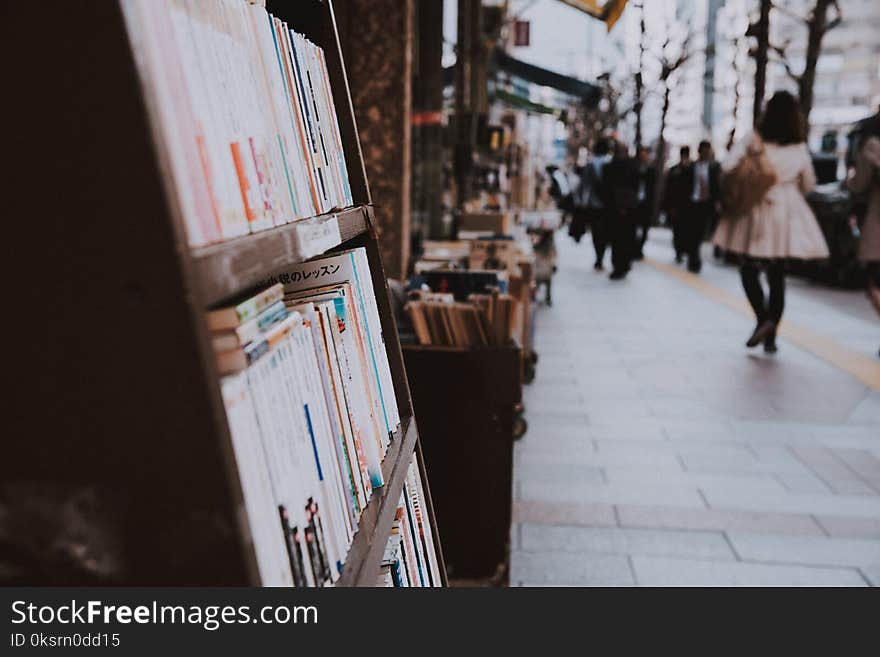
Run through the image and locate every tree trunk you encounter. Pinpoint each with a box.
[652,84,671,224]
[635,3,646,150]
[728,36,743,151]
[799,0,833,128]
[751,0,771,124]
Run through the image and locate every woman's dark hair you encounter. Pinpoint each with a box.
[758,91,806,145]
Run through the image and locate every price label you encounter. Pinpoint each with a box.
[295,213,341,259]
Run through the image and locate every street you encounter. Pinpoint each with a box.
[511,228,880,586]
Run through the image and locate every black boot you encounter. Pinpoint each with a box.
[763,329,778,354]
[746,320,776,348]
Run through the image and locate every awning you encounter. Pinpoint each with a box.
[493,50,600,106]
[555,0,628,31]
[492,89,561,116]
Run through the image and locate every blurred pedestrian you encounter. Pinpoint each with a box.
[634,146,656,259]
[846,119,880,357]
[602,141,640,280]
[546,164,573,225]
[576,139,613,269]
[680,140,720,273]
[665,146,693,263]
[569,161,590,243]
[713,91,829,353]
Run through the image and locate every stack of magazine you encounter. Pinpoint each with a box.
[377,461,443,587]
[214,247,438,586]
[124,0,353,246]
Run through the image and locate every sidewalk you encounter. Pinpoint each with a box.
[510,229,880,586]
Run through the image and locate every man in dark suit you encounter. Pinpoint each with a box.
[601,141,641,280]
[634,146,657,259]
[664,146,692,263]
[679,140,720,273]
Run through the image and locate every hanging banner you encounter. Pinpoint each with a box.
[555,0,628,31]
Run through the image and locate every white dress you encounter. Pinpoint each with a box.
[712,133,830,260]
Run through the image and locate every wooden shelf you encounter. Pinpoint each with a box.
[6,0,445,587]
[191,205,372,306]
[335,414,417,587]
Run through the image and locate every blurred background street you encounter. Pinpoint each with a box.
[511,232,880,585]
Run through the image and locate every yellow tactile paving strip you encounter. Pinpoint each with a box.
[645,257,880,391]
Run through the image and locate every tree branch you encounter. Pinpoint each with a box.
[769,40,802,84]
[770,1,809,25]
[823,1,842,34]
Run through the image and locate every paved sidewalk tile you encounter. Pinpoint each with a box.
[701,486,880,518]
[616,505,824,536]
[512,501,617,527]
[727,532,880,568]
[521,481,706,509]
[514,461,605,484]
[631,556,867,586]
[860,565,880,586]
[791,446,876,495]
[520,524,735,560]
[511,232,879,587]
[814,515,880,539]
[603,466,784,493]
[510,551,635,586]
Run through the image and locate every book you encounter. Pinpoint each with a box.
[405,290,511,348]
[123,0,354,247]
[210,317,260,352]
[274,248,401,440]
[376,456,441,587]
[211,277,443,586]
[284,284,385,488]
[221,373,293,586]
[206,282,283,331]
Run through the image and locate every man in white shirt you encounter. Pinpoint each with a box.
[681,141,720,273]
[576,139,613,269]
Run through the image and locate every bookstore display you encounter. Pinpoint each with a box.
[5,0,443,587]
[409,230,538,359]
[400,213,539,582]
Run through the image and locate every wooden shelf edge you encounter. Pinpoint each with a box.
[191,205,371,306]
[335,414,417,587]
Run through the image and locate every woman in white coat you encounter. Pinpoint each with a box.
[846,121,880,357]
[713,91,829,352]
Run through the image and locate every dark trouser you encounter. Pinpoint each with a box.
[569,207,589,242]
[682,201,714,271]
[588,207,608,264]
[740,260,786,324]
[634,203,651,255]
[670,210,685,258]
[610,209,636,274]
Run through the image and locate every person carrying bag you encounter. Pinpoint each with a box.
[713,91,829,353]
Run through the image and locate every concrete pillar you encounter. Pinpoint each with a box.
[335,0,414,281]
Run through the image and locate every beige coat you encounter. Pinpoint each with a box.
[847,136,880,263]
[713,133,829,259]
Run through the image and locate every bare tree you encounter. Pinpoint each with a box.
[647,22,696,222]
[727,33,747,151]
[769,0,841,126]
[748,0,772,124]
[634,0,646,151]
